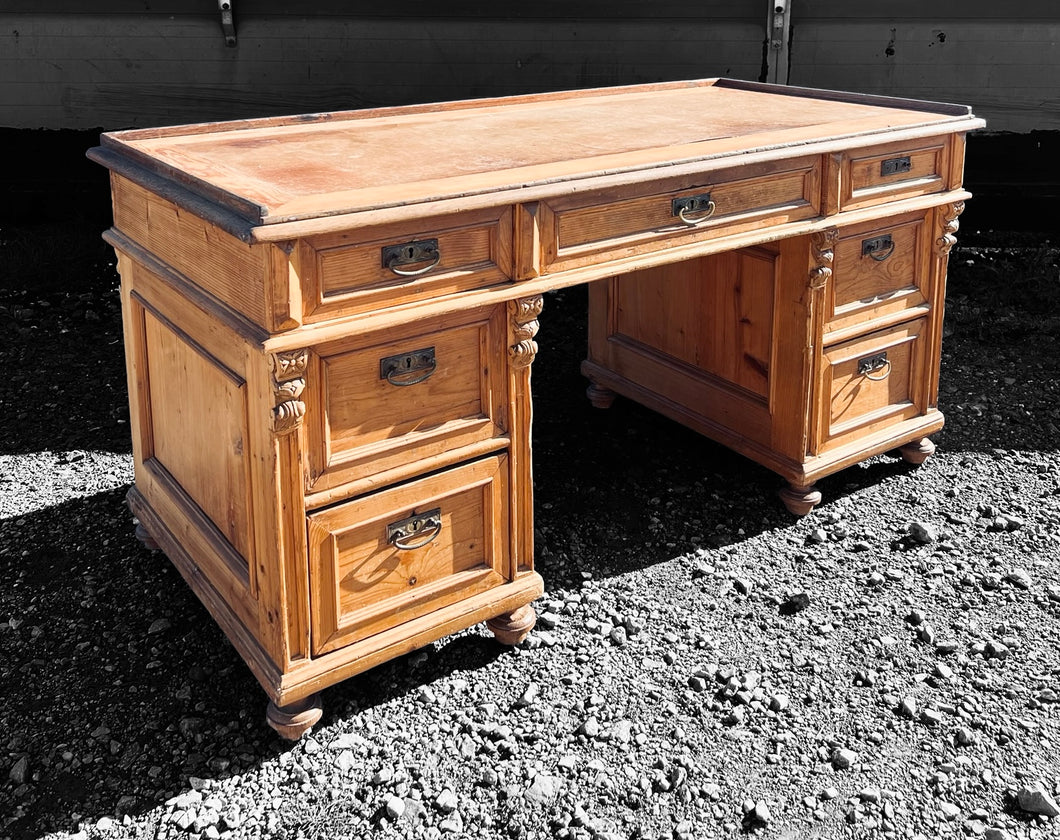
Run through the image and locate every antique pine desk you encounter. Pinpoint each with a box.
[89,79,983,737]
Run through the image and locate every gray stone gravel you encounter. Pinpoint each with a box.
[2,221,1059,840]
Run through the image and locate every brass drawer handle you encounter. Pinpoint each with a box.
[387,508,442,551]
[672,193,716,226]
[862,234,895,262]
[380,346,436,387]
[858,351,891,381]
[381,238,441,277]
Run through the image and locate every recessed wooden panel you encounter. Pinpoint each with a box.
[301,207,513,321]
[820,318,928,451]
[142,309,252,560]
[306,305,509,497]
[308,454,509,655]
[842,139,948,210]
[613,249,776,399]
[826,213,930,339]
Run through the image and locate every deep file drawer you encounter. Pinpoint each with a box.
[307,454,511,656]
[819,319,931,452]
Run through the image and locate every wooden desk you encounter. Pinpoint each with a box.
[89,79,983,737]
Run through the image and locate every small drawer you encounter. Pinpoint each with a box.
[840,139,948,211]
[300,207,513,322]
[540,156,820,274]
[825,213,931,340]
[819,319,930,452]
[308,454,510,656]
[305,304,509,500]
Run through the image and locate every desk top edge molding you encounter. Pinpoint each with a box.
[88,78,985,242]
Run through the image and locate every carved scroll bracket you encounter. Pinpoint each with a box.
[269,349,308,434]
[809,227,839,290]
[936,200,966,257]
[509,295,543,370]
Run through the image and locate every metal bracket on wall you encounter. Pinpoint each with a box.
[219,0,236,47]
[766,0,791,85]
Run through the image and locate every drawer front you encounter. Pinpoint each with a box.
[825,213,931,339]
[301,207,513,322]
[819,319,930,452]
[841,139,948,211]
[305,305,509,499]
[542,157,820,273]
[308,454,510,656]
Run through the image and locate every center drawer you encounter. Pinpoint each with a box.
[538,156,820,274]
[307,454,510,656]
[304,304,509,501]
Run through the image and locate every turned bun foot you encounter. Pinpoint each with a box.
[135,522,160,551]
[266,693,323,740]
[585,381,617,409]
[779,483,822,516]
[898,437,936,465]
[486,604,537,646]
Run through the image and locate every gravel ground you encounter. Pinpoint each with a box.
[1,209,1058,840]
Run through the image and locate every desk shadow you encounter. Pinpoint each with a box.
[0,486,504,839]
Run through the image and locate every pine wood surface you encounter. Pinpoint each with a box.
[96,79,980,227]
[92,80,982,736]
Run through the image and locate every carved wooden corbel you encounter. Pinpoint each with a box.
[509,295,543,369]
[809,227,839,290]
[936,200,966,256]
[269,349,308,433]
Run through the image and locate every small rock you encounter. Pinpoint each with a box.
[516,682,540,708]
[984,828,1011,840]
[769,694,790,712]
[1016,784,1060,817]
[906,609,925,626]
[95,817,116,831]
[939,801,961,820]
[524,774,563,806]
[908,521,938,544]
[898,697,918,718]
[780,593,811,615]
[8,756,29,785]
[733,578,754,595]
[385,795,405,820]
[831,748,857,770]
[578,717,601,738]
[434,788,459,814]
[1005,569,1032,589]
[920,708,943,726]
[933,662,954,680]
[148,618,171,634]
[752,801,772,823]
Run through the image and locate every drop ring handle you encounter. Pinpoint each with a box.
[864,359,892,381]
[863,234,896,262]
[385,361,437,387]
[387,251,441,276]
[672,194,716,227]
[387,509,442,551]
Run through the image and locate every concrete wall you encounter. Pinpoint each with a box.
[1,1,766,130]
